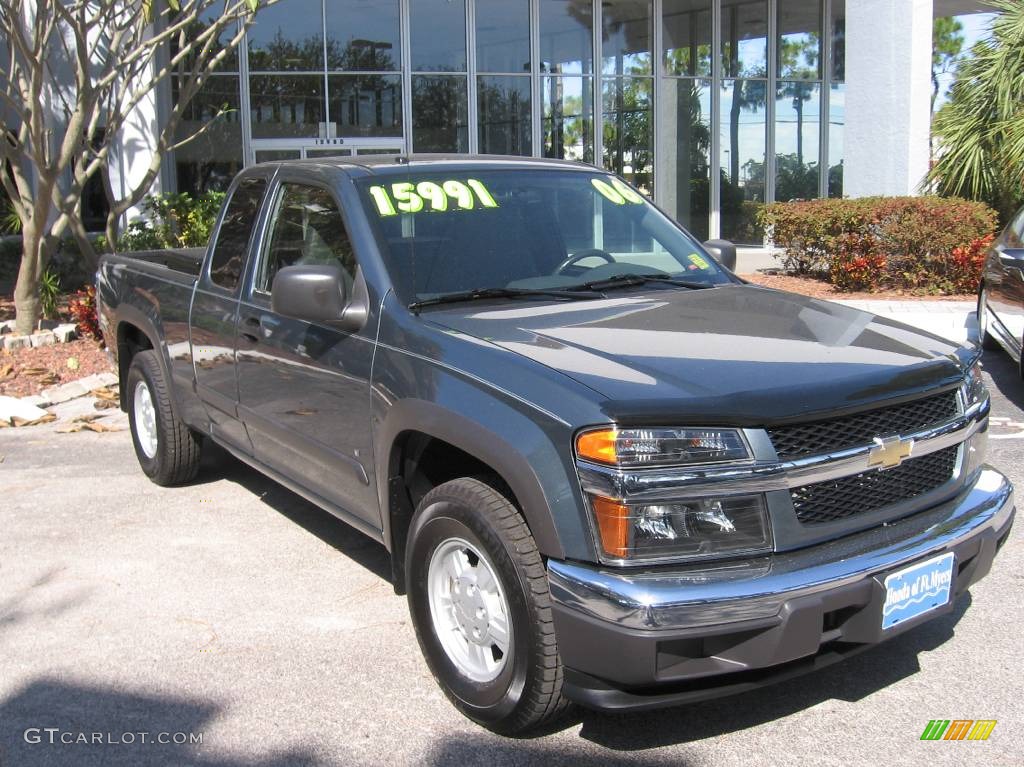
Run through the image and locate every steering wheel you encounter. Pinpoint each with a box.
[556,248,615,276]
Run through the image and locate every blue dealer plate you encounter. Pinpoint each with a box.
[882,552,955,631]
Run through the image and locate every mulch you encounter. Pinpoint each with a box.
[0,338,114,398]
[738,272,976,302]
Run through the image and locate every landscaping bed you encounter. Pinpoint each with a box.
[739,272,976,302]
[0,338,113,398]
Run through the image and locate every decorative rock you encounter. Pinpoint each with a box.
[29,331,57,347]
[37,319,60,331]
[3,335,31,351]
[0,395,50,425]
[0,320,15,334]
[54,323,79,343]
[40,381,88,404]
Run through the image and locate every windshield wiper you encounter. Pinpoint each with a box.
[408,286,605,313]
[566,273,716,292]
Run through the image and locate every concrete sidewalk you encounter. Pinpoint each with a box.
[834,300,978,346]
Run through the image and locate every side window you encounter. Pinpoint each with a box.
[256,184,357,294]
[209,177,267,290]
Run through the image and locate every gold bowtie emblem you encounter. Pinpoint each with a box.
[868,436,914,470]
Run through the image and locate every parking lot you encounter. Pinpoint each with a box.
[1,347,1022,767]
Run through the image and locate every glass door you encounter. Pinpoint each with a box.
[251,139,404,164]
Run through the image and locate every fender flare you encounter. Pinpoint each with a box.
[113,304,180,416]
[376,399,566,561]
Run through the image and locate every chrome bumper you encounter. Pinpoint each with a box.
[549,468,1014,632]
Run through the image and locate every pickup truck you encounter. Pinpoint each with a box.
[97,156,1015,734]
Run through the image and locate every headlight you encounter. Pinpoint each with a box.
[589,494,772,562]
[576,427,750,467]
[964,360,986,406]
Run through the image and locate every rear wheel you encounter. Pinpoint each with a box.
[127,350,202,486]
[405,477,569,734]
[977,286,1001,351]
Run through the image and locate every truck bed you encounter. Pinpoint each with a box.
[107,247,205,277]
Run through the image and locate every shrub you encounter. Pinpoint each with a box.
[39,267,61,319]
[758,196,998,294]
[118,191,225,252]
[68,286,102,343]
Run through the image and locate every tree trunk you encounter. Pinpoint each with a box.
[13,223,46,335]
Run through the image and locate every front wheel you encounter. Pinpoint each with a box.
[405,478,568,734]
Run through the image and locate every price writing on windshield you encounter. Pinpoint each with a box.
[368,179,498,216]
[591,177,645,205]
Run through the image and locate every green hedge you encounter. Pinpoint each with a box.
[757,197,998,294]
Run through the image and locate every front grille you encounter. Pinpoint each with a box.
[767,390,959,461]
[790,445,959,525]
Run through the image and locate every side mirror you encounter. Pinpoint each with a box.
[703,239,738,272]
[270,265,366,331]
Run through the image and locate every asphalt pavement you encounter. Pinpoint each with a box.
[1,337,1022,766]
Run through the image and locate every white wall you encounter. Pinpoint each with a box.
[845,0,934,197]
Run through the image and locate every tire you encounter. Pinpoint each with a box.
[977,286,1001,351]
[126,349,202,486]
[405,477,569,734]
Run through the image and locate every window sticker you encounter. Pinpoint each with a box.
[688,253,711,270]
[591,177,645,205]
[367,179,499,216]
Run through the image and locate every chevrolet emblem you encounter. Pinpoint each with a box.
[868,435,914,470]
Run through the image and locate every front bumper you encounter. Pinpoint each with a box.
[547,468,1015,711]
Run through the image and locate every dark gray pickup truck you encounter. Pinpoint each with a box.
[98,156,1015,734]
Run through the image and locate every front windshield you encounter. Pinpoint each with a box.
[356,168,733,304]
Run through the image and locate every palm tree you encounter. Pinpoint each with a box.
[927,0,1024,220]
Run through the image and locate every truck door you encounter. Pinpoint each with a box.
[192,174,271,454]
[235,179,379,528]
[989,207,1024,353]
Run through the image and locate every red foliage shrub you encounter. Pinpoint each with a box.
[759,196,998,294]
[68,286,102,344]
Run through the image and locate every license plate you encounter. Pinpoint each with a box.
[882,552,955,631]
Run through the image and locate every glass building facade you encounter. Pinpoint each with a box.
[173,0,846,243]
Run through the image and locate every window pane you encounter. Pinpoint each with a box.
[411,75,469,152]
[542,76,594,162]
[410,0,467,72]
[257,185,356,294]
[602,0,652,75]
[476,0,530,73]
[210,178,267,290]
[248,0,324,72]
[828,83,844,197]
[775,81,821,201]
[170,7,239,71]
[478,76,532,155]
[721,0,768,78]
[255,150,301,162]
[326,0,401,71]
[777,0,821,79]
[663,0,712,77]
[831,0,845,81]
[328,75,403,137]
[720,79,766,243]
[602,77,653,195]
[540,0,594,75]
[174,76,242,195]
[660,78,711,239]
[249,75,324,138]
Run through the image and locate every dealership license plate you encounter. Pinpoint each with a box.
[882,552,955,631]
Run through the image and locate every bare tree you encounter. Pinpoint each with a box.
[0,0,268,334]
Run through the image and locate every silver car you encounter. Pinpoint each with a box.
[979,204,1024,376]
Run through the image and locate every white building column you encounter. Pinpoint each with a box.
[844,0,933,197]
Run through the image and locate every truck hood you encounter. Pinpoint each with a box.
[425,285,973,425]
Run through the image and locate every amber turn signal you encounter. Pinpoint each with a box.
[576,428,619,465]
[591,495,630,557]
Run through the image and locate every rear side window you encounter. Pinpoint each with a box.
[208,177,267,290]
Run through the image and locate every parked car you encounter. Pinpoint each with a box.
[978,204,1024,375]
[97,156,1015,734]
